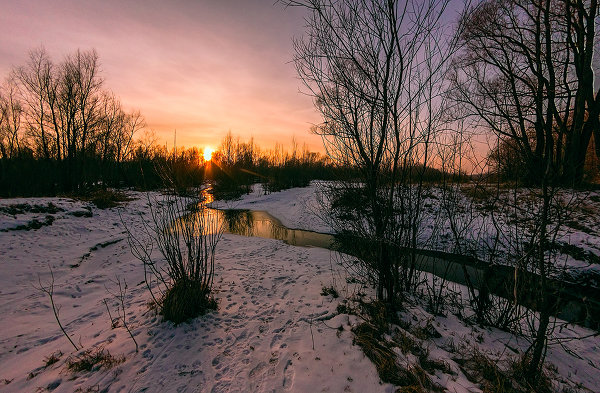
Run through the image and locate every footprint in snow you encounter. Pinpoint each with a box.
[248,361,267,378]
[270,333,283,349]
[283,359,294,391]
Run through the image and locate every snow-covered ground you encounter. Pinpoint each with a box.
[1,187,599,392]
[0,193,389,392]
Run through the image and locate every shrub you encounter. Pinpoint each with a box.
[161,280,218,324]
[86,189,132,209]
[125,185,224,324]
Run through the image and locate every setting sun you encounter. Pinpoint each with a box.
[203,147,214,161]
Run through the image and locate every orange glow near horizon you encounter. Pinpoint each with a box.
[0,1,325,154]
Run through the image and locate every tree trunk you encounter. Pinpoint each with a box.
[527,306,550,381]
[526,182,552,382]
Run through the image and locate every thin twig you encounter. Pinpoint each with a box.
[34,267,80,351]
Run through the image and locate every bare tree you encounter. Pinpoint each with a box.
[95,93,145,184]
[448,0,598,381]
[450,0,600,186]
[285,0,460,304]
[10,47,145,191]
[0,78,23,160]
[219,130,236,166]
[14,48,56,160]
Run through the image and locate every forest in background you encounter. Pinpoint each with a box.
[0,48,344,197]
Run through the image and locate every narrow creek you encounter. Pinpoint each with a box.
[208,207,599,329]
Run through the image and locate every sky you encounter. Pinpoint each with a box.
[0,0,323,152]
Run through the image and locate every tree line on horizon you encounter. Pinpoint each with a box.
[0,47,451,198]
[0,49,344,197]
[0,48,147,196]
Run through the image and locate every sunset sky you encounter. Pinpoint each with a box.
[0,0,323,152]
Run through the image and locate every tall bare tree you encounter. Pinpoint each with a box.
[10,47,143,190]
[0,78,23,160]
[449,0,599,380]
[14,48,56,160]
[286,0,460,303]
[451,0,599,185]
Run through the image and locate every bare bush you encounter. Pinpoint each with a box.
[104,277,138,352]
[124,187,223,324]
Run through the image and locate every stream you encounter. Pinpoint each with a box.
[209,207,599,329]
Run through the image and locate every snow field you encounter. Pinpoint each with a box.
[0,193,390,392]
[1,185,599,392]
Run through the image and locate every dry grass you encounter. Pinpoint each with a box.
[352,320,444,391]
[392,328,423,356]
[411,320,442,340]
[352,323,402,384]
[358,299,403,331]
[43,351,63,368]
[454,348,553,393]
[347,299,452,391]
[66,348,124,373]
[73,189,133,209]
[320,285,340,298]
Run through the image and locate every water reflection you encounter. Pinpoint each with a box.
[201,188,215,204]
[222,209,255,236]
[216,209,334,248]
